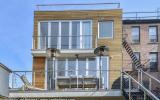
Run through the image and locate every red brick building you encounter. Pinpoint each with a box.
[123,19,160,79]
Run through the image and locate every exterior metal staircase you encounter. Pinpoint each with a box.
[122,39,160,100]
[122,39,142,69]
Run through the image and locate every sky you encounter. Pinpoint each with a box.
[0,0,160,71]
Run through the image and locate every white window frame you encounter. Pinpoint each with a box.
[38,20,92,49]
[98,21,114,39]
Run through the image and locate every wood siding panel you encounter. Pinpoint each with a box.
[32,57,45,89]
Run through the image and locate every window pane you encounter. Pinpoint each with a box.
[40,22,48,49]
[61,22,69,49]
[68,59,76,76]
[88,58,97,76]
[149,53,158,71]
[99,21,113,38]
[131,27,140,43]
[57,59,66,76]
[47,58,53,90]
[132,52,140,70]
[72,22,80,49]
[101,57,108,89]
[134,52,140,60]
[149,26,157,42]
[78,58,86,76]
[51,22,59,48]
[82,21,92,48]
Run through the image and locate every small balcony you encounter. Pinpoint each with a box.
[32,35,97,57]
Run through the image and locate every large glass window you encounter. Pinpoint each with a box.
[78,58,86,76]
[101,57,108,89]
[88,58,97,77]
[39,21,92,49]
[82,21,92,48]
[57,59,66,76]
[72,22,80,49]
[51,22,59,48]
[61,22,69,49]
[40,22,48,49]
[68,59,76,76]
[131,26,140,43]
[149,26,158,42]
[149,52,158,72]
[99,21,113,38]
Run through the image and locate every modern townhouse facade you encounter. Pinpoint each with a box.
[32,9,123,91]
[122,19,160,89]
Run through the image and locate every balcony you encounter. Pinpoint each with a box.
[9,69,122,98]
[32,35,97,57]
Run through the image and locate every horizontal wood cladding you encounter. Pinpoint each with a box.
[32,57,45,89]
[33,9,122,89]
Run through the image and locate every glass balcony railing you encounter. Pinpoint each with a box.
[9,69,121,91]
[32,35,97,50]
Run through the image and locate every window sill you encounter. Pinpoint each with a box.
[148,42,159,44]
[130,42,140,45]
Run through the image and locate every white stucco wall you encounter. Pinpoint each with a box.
[0,66,10,97]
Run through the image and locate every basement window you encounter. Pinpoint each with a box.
[98,21,113,38]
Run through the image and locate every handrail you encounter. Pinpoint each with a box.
[123,71,160,100]
[141,69,160,84]
[123,10,160,20]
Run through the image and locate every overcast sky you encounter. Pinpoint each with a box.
[0,0,160,71]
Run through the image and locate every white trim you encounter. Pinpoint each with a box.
[45,58,47,89]
[86,58,89,76]
[98,21,114,39]
[96,57,99,77]
[65,59,68,77]
[106,56,109,90]
[48,22,51,48]
[76,58,78,76]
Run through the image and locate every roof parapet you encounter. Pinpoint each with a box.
[35,2,121,11]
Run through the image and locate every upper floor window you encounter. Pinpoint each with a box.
[149,26,158,43]
[38,20,92,49]
[98,21,113,38]
[132,52,140,70]
[149,52,158,72]
[131,26,140,43]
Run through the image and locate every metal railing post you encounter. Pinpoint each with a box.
[120,69,123,90]
[138,69,140,89]
[12,73,14,88]
[144,91,146,100]
[149,78,151,90]
[129,77,131,100]
[140,69,143,84]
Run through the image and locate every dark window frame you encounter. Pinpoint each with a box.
[149,52,158,72]
[148,26,158,43]
[131,26,140,43]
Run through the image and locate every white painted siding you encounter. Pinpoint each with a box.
[0,67,10,97]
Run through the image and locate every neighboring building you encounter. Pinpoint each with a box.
[32,9,122,91]
[0,63,12,98]
[123,19,160,79]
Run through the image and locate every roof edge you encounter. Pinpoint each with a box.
[0,63,12,73]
